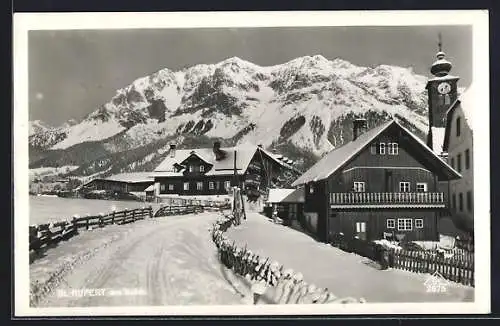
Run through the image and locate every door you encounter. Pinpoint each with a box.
[355,221,367,241]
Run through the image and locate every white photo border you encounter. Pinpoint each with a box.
[13,10,490,316]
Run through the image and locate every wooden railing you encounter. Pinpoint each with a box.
[329,192,445,205]
[29,207,153,253]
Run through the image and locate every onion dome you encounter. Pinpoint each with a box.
[431,51,453,77]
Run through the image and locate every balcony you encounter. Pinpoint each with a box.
[329,192,445,208]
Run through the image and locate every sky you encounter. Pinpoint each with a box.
[28,25,472,126]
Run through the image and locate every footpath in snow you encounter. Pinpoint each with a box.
[30,213,250,307]
[225,213,474,303]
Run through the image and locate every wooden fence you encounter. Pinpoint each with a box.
[389,248,474,287]
[329,234,474,287]
[29,207,153,253]
[211,213,366,304]
[154,200,231,217]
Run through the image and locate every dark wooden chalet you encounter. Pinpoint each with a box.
[292,118,462,243]
[151,142,298,200]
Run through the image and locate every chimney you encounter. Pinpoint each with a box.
[257,144,263,148]
[352,118,368,141]
[169,144,176,158]
[213,141,225,161]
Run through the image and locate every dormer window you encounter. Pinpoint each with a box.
[200,165,205,172]
[370,143,377,155]
[189,165,193,173]
[456,117,461,137]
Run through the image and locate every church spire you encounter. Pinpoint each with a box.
[431,33,453,77]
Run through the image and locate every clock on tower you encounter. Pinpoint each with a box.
[425,50,459,129]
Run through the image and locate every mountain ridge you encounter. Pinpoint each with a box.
[29,55,432,179]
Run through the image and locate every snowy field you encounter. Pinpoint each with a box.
[30,213,252,307]
[29,196,162,225]
[226,213,474,303]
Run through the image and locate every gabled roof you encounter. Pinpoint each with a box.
[443,84,474,151]
[153,143,289,177]
[267,187,305,203]
[85,172,154,185]
[292,119,461,187]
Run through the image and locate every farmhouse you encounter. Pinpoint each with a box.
[442,84,474,233]
[292,118,461,243]
[80,172,154,194]
[151,141,299,201]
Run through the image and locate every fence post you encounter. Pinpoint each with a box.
[99,213,104,228]
[149,205,153,218]
[86,213,90,230]
[72,215,78,231]
[132,209,136,222]
[111,210,115,224]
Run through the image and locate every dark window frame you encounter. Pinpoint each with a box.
[456,117,461,137]
[459,192,464,211]
[467,191,473,212]
[457,154,462,173]
[465,149,470,170]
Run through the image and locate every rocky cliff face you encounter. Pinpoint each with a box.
[29,55,430,178]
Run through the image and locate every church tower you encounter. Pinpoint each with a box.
[426,34,460,155]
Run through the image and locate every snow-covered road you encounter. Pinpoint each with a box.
[31,213,246,307]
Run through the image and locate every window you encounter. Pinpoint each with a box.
[416,183,428,192]
[355,222,366,233]
[196,182,203,190]
[209,182,215,190]
[388,142,399,155]
[189,165,193,172]
[160,184,166,191]
[399,182,410,192]
[353,182,366,192]
[379,142,386,155]
[397,218,413,231]
[450,157,455,169]
[459,193,464,211]
[456,117,461,137]
[168,184,174,191]
[200,165,205,172]
[224,181,231,190]
[370,143,377,155]
[452,193,457,210]
[216,181,220,190]
[467,191,473,212]
[309,185,314,194]
[415,219,424,229]
[183,182,189,191]
[386,219,395,229]
[457,154,462,173]
[465,149,470,170]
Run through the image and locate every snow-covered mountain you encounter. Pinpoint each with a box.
[29,120,51,136]
[29,55,431,176]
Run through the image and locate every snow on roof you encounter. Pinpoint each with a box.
[153,143,288,176]
[267,188,305,203]
[443,83,474,151]
[104,172,154,183]
[431,127,446,155]
[458,84,474,127]
[292,120,393,186]
[292,119,461,186]
[145,184,155,192]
